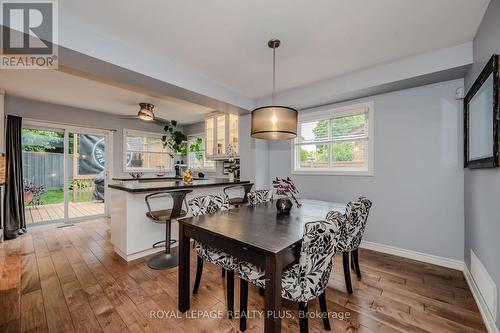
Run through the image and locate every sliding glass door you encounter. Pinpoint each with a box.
[67,130,107,219]
[22,121,110,225]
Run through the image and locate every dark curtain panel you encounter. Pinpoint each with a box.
[3,115,25,239]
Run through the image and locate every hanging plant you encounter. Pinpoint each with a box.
[161,120,187,157]
[189,137,203,160]
[161,121,204,158]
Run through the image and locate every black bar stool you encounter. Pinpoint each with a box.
[223,183,254,207]
[145,189,192,270]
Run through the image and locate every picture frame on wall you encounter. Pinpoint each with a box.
[464,54,500,169]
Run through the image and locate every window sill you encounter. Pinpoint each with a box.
[292,169,374,177]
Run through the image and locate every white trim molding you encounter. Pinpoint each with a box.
[359,240,464,271]
[464,264,500,333]
[291,101,374,176]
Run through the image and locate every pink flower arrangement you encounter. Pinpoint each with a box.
[272,177,302,208]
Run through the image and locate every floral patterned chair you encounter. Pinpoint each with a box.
[188,193,238,317]
[238,220,340,332]
[247,189,273,205]
[325,197,372,294]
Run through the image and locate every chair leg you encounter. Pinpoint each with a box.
[222,269,226,278]
[258,287,265,295]
[239,279,248,332]
[227,270,234,319]
[298,302,309,333]
[318,291,331,331]
[350,252,355,270]
[165,220,171,254]
[352,249,361,279]
[192,256,204,294]
[342,252,353,294]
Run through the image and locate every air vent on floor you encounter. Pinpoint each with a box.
[471,250,497,320]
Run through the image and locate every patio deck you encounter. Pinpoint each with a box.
[25,201,105,224]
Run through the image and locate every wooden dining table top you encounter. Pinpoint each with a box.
[177,199,346,255]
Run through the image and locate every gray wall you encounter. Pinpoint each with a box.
[5,96,170,178]
[268,79,465,260]
[464,0,500,327]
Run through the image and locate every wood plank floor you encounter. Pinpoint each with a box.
[0,218,486,333]
[25,201,105,225]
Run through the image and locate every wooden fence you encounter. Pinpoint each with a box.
[22,152,72,189]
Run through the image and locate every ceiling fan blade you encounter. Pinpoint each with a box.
[153,118,170,125]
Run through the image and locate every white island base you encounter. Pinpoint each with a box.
[110,184,244,261]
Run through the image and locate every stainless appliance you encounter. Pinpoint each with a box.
[174,164,187,178]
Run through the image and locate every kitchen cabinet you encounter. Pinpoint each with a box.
[205,113,239,159]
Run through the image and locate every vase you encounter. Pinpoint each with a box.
[228,173,235,182]
[276,197,293,214]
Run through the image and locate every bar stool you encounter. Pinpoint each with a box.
[145,189,192,270]
[223,183,254,208]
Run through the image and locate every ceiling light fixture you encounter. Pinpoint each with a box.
[138,103,155,121]
[251,39,297,140]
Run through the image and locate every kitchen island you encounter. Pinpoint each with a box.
[109,178,251,261]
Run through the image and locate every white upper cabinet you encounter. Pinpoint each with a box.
[205,113,239,159]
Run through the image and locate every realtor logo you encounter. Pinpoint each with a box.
[1,0,58,69]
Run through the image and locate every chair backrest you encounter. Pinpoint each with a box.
[325,197,372,251]
[247,189,273,205]
[223,183,254,203]
[144,189,193,220]
[188,193,230,216]
[283,220,340,303]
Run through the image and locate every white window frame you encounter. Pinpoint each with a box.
[187,133,217,172]
[291,101,374,176]
[123,129,173,173]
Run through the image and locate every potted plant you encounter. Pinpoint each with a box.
[23,180,45,208]
[272,177,301,214]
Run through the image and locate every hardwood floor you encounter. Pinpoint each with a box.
[0,218,486,332]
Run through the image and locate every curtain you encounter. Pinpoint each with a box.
[3,115,25,239]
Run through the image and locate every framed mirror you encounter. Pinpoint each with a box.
[464,54,500,168]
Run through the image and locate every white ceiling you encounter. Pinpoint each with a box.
[0,70,213,124]
[60,0,489,99]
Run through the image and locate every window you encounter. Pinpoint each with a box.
[124,129,172,172]
[292,102,374,176]
[187,134,216,172]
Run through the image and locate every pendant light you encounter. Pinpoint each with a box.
[251,39,298,140]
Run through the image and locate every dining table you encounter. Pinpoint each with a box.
[177,198,346,333]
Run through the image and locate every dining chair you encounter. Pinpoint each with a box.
[325,197,372,294]
[187,193,238,318]
[238,220,340,333]
[223,182,254,207]
[247,189,273,205]
[144,189,192,270]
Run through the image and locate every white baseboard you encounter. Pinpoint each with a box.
[114,246,163,262]
[464,264,499,333]
[357,240,499,332]
[359,240,464,271]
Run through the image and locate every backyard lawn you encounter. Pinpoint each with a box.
[41,189,64,205]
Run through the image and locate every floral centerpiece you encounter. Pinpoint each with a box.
[272,177,301,214]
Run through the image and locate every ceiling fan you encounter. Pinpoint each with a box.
[120,103,169,125]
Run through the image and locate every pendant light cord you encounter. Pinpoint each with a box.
[272,45,276,105]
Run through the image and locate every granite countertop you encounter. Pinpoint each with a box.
[112,176,203,181]
[108,178,251,193]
